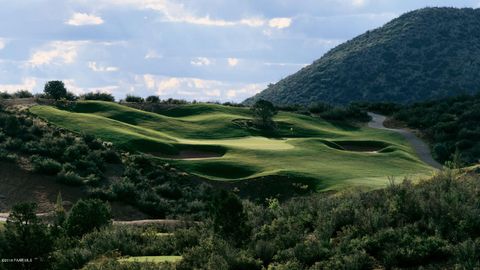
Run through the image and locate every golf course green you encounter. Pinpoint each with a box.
[30,101,434,190]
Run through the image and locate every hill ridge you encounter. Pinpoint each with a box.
[244,7,480,105]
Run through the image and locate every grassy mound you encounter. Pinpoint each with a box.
[30,101,434,190]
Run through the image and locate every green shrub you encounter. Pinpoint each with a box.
[56,170,85,185]
[146,95,160,103]
[13,90,34,98]
[65,199,112,237]
[31,155,62,175]
[82,92,115,102]
[125,95,144,103]
[4,137,22,150]
[0,149,17,162]
[0,91,12,99]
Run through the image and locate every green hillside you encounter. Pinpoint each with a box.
[30,101,433,190]
[245,7,480,106]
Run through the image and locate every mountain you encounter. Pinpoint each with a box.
[244,7,480,106]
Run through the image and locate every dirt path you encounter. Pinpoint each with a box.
[0,213,192,227]
[368,112,442,169]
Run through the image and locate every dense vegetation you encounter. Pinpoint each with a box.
[392,94,480,165]
[245,7,480,106]
[2,169,480,269]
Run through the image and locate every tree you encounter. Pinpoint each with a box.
[0,203,53,269]
[65,91,78,101]
[251,99,277,129]
[44,80,67,100]
[146,95,160,103]
[54,192,66,229]
[65,199,112,237]
[82,92,115,102]
[13,90,33,99]
[209,190,250,246]
[125,95,144,103]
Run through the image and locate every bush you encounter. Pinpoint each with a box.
[31,155,62,175]
[0,149,17,162]
[308,102,333,114]
[13,90,34,98]
[66,91,78,101]
[0,91,12,99]
[82,92,115,102]
[44,80,67,100]
[56,170,85,185]
[251,99,277,129]
[0,203,53,269]
[65,199,112,237]
[146,95,160,103]
[125,95,144,103]
[3,115,20,136]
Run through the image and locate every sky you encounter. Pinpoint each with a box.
[0,0,479,102]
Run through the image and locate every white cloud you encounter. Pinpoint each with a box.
[137,74,266,101]
[66,13,104,26]
[88,61,119,72]
[227,58,239,67]
[268,17,292,29]
[0,78,37,93]
[143,74,156,89]
[145,49,163,59]
[190,57,211,66]
[99,0,270,28]
[239,18,265,27]
[28,41,86,67]
[352,0,367,7]
[205,89,221,97]
[0,38,5,50]
[157,78,181,94]
[63,79,118,95]
[225,84,264,98]
[143,74,181,95]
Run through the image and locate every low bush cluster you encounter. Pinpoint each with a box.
[0,109,118,185]
[94,154,214,219]
[81,92,115,102]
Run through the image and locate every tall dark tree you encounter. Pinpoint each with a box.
[0,203,53,270]
[44,80,67,100]
[65,199,112,237]
[251,99,277,129]
[209,190,250,246]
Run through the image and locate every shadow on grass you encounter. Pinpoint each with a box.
[203,174,326,202]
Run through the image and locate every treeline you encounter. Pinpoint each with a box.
[0,80,243,106]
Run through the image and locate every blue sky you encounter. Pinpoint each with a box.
[0,0,478,101]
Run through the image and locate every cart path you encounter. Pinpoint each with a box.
[368,112,442,169]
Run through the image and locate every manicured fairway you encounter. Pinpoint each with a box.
[30,101,434,190]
